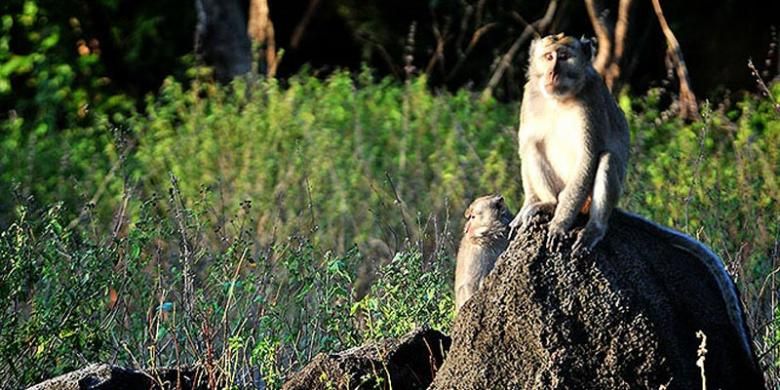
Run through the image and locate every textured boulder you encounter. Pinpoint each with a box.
[431,209,764,389]
[26,363,207,390]
[282,327,450,390]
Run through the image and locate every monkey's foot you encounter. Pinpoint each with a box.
[511,202,556,231]
[572,222,606,256]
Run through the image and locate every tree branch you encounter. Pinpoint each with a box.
[480,0,557,100]
[650,0,699,120]
[290,0,322,49]
[584,0,613,75]
[248,0,278,76]
[604,0,634,90]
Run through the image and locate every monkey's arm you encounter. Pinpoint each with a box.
[511,142,562,229]
[547,142,599,251]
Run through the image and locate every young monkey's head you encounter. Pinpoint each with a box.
[527,33,595,99]
[463,194,513,239]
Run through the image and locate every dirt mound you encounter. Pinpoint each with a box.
[282,327,450,390]
[431,209,764,389]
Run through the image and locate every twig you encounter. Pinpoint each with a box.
[357,33,400,78]
[169,173,195,316]
[748,59,780,113]
[384,172,415,245]
[65,159,121,231]
[695,330,707,390]
[290,0,321,49]
[425,17,449,78]
[447,23,497,81]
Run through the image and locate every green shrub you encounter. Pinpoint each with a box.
[130,70,519,252]
[1,70,778,387]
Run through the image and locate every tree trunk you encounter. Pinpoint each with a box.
[195,0,252,82]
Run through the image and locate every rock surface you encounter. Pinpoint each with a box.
[26,363,207,390]
[282,327,450,390]
[430,209,765,389]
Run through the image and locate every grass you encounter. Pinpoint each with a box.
[1,69,778,388]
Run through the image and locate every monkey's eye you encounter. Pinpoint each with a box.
[558,51,570,61]
[544,53,554,61]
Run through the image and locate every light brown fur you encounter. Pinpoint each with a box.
[510,33,630,255]
[455,194,513,312]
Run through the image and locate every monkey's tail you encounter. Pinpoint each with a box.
[612,209,758,370]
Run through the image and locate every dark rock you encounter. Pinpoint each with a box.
[26,363,208,390]
[282,327,451,390]
[431,209,765,389]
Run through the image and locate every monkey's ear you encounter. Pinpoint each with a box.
[464,207,472,219]
[529,37,541,56]
[579,36,596,61]
[492,194,504,206]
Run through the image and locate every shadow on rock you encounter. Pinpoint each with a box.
[431,209,764,389]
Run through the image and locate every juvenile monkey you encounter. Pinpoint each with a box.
[510,33,630,255]
[454,194,513,312]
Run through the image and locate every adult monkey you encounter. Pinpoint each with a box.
[508,33,757,367]
[510,33,629,255]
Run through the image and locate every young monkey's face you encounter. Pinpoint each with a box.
[528,33,594,99]
[463,194,513,238]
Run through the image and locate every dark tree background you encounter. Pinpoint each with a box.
[1,0,778,113]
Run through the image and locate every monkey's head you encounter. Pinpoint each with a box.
[528,33,595,99]
[463,194,513,238]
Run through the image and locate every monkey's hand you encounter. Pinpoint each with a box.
[546,218,569,252]
[572,222,606,256]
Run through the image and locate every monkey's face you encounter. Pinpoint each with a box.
[528,33,594,99]
[464,194,513,237]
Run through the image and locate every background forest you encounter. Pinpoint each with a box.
[1,0,779,388]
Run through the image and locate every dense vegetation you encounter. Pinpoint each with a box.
[1,66,778,387]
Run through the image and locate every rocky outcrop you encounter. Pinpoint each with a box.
[26,363,207,390]
[431,209,764,389]
[282,327,450,390]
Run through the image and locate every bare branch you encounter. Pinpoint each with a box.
[290,0,322,49]
[248,0,278,76]
[748,59,780,113]
[650,0,699,120]
[247,0,270,43]
[480,0,557,100]
[446,23,497,81]
[604,0,634,90]
[584,0,613,75]
[425,14,450,78]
